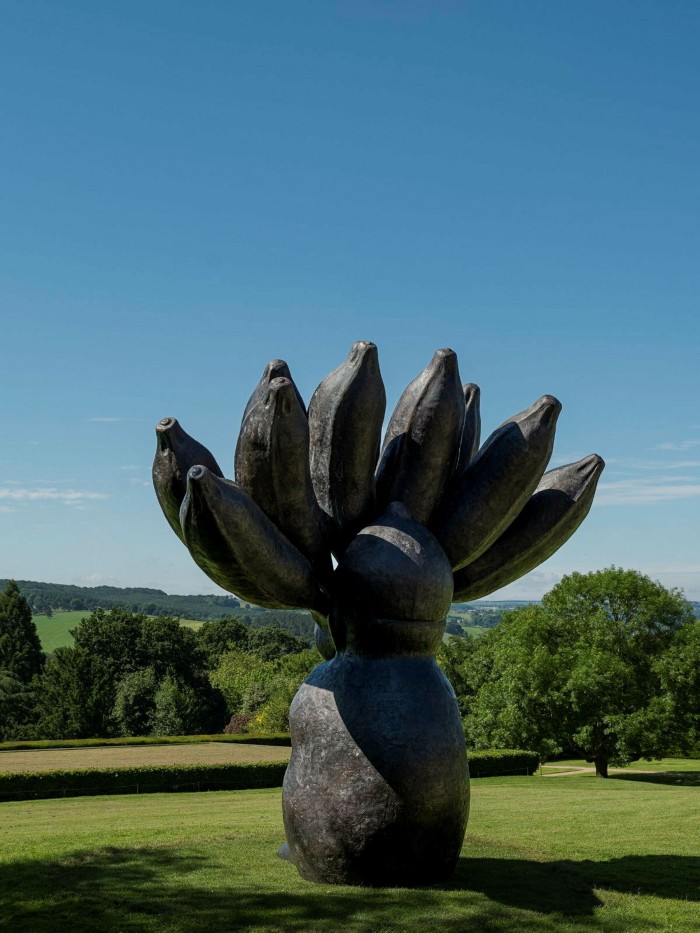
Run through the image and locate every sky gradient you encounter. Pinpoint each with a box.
[2,1,699,600]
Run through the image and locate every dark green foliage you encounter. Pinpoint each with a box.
[150,675,210,736]
[455,568,696,776]
[1,580,242,620]
[437,635,481,717]
[32,609,225,740]
[0,761,289,801]
[654,619,700,753]
[0,581,44,684]
[468,749,540,776]
[30,646,114,739]
[245,626,308,661]
[197,617,250,667]
[112,668,159,736]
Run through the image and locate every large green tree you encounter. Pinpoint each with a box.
[0,580,44,683]
[0,581,44,739]
[459,568,695,776]
[32,609,224,739]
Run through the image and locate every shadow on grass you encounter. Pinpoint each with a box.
[1,845,698,932]
[609,771,700,787]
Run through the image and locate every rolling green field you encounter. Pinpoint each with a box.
[33,612,204,652]
[2,772,698,932]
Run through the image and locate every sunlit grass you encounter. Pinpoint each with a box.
[33,612,205,652]
[2,773,698,931]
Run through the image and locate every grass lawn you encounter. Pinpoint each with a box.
[2,774,698,932]
[0,742,290,773]
[33,612,205,652]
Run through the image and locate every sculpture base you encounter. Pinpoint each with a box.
[281,651,469,887]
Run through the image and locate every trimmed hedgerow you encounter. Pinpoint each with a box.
[468,749,540,776]
[0,733,292,752]
[0,761,288,801]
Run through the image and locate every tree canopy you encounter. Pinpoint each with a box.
[0,580,44,683]
[442,567,696,776]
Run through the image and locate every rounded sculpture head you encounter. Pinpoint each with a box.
[331,502,454,656]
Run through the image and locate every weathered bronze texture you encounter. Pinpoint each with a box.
[153,342,604,887]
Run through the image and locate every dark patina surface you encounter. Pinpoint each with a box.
[152,341,604,886]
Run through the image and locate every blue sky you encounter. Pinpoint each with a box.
[1,1,699,600]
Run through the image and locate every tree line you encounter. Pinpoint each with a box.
[1,568,698,776]
[0,581,317,741]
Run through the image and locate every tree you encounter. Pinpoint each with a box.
[461,568,695,776]
[31,609,225,739]
[112,667,159,736]
[32,646,115,739]
[197,617,249,668]
[249,649,318,733]
[245,626,308,661]
[151,675,208,736]
[654,618,700,753]
[0,580,44,683]
[209,650,276,719]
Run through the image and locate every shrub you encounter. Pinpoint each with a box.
[0,761,288,801]
[468,749,540,776]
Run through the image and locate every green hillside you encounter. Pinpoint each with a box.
[33,612,206,653]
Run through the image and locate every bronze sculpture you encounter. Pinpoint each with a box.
[153,342,604,886]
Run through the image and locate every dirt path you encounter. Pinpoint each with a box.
[540,765,657,777]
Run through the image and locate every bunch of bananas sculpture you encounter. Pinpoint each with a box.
[153,342,603,886]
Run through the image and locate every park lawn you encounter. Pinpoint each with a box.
[0,742,290,772]
[1,774,698,932]
[33,612,205,652]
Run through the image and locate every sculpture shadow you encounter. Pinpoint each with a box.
[442,852,700,911]
[2,845,698,932]
[609,771,700,787]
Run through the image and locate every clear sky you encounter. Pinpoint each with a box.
[2,1,699,601]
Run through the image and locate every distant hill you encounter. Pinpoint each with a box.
[2,580,243,620]
[4,580,697,644]
[2,579,318,642]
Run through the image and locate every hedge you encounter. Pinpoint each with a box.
[0,733,292,752]
[0,749,539,802]
[0,761,288,801]
[468,749,540,777]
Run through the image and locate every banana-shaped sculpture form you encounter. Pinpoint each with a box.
[241,358,306,424]
[153,342,603,889]
[235,376,331,579]
[376,349,465,525]
[152,417,224,543]
[453,454,605,601]
[308,341,386,554]
[456,383,481,474]
[180,465,327,614]
[432,395,561,570]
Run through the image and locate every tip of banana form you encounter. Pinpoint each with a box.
[156,417,181,451]
[264,359,291,379]
[156,416,178,433]
[579,453,605,478]
[534,394,562,425]
[264,376,299,414]
[428,348,459,377]
[463,383,480,402]
[187,464,209,484]
[348,341,379,372]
